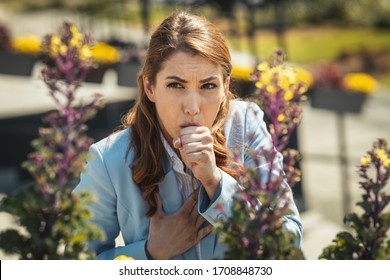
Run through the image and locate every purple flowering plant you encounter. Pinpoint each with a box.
[0,20,11,51]
[215,51,306,259]
[0,22,104,259]
[320,138,390,259]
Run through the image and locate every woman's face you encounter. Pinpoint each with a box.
[144,51,230,145]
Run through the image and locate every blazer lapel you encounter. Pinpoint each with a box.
[200,232,224,259]
[159,156,183,214]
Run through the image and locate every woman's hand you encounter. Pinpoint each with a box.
[173,126,221,199]
[146,189,213,260]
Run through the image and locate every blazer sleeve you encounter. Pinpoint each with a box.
[73,144,149,260]
[198,101,302,247]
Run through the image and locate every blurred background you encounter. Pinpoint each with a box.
[0,0,389,259]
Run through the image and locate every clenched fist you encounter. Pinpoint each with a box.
[173,126,221,199]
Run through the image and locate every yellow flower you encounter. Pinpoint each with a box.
[255,81,264,88]
[343,73,377,94]
[59,44,67,56]
[259,70,273,87]
[114,255,134,260]
[79,45,92,61]
[11,35,41,54]
[360,155,371,166]
[254,61,310,100]
[90,42,120,64]
[48,35,61,56]
[70,25,82,40]
[266,84,277,94]
[279,67,296,89]
[51,35,61,46]
[284,90,294,101]
[277,114,286,122]
[376,148,390,167]
[70,38,81,48]
[257,61,270,71]
[70,25,83,48]
[294,67,313,88]
[376,149,386,160]
[231,66,252,81]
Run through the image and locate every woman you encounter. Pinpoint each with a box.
[74,11,302,260]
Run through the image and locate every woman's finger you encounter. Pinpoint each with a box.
[177,191,198,215]
[195,214,207,230]
[196,224,213,242]
[180,131,213,147]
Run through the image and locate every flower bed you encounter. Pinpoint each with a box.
[310,88,367,114]
[307,62,377,114]
[0,51,37,76]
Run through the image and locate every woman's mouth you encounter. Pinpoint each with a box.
[180,123,200,129]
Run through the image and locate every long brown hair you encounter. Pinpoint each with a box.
[122,11,238,217]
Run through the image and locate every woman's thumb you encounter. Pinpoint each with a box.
[173,137,182,149]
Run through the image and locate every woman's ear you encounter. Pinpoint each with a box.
[224,76,231,93]
[143,76,156,102]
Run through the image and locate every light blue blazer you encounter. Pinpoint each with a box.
[73,100,302,260]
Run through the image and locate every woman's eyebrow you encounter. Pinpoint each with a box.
[200,76,218,83]
[165,75,187,83]
[165,75,219,83]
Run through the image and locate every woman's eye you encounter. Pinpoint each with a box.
[201,83,217,90]
[167,82,183,89]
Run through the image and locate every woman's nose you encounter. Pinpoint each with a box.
[184,92,200,116]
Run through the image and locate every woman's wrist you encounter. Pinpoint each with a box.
[146,240,171,260]
[201,169,222,199]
